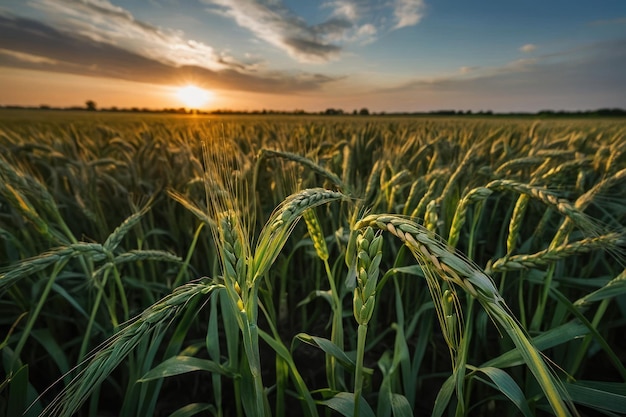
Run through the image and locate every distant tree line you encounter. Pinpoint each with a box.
[2,101,625,117]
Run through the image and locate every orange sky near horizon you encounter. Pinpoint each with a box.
[0,68,226,110]
[0,67,378,112]
[1,1,624,113]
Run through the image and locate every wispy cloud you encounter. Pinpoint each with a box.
[29,0,232,71]
[205,0,346,63]
[0,12,337,93]
[459,66,476,75]
[325,1,378,44]
[204,0,427,62]
[381,40,626,111]
[0,48,59,65]
[519,43,536,53]
[393,0,426,29]
[326,0,359,22]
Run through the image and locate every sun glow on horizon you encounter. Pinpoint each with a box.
[175,84,213,108]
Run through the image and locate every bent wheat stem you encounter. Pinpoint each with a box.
[354,214,577,417]
[40,280,218,417]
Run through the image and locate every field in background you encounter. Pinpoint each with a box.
[1,110,625,416]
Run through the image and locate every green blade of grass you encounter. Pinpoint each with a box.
[485,303,576,417]
[295,333,359,372]
[482,320,589,368]
[168,403,216,417]
[390,394,413,417]
[321,392,375,417]
[139,355,234,381]
[432,374,456,417]
[258,329,318,417]
[564,381,626,414]
[468,365,534,417]
[7,364,29,417]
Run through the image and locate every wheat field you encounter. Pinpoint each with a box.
[1,110,625,416]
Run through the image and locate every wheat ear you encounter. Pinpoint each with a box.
[354,214,577,417]
[491,232,624,272]
[40,280,218,417]
[352,226,383,416]
[253,188,345,281]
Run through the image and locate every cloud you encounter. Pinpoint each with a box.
[393,0,426,29]
[459,66,476,74]
[325,0,359,22]
[355,23,377,44]
[519,43,536,53]
[204,0,427,62]
[381,39,626,111]
[0,48,59,65]
[28,0,231,71]
[206,0,347,63]
[0,12,336,93]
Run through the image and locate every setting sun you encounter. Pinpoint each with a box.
[176,85,212,109]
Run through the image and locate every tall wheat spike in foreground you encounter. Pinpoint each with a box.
[353,214,578,417]
[201,134,349,416]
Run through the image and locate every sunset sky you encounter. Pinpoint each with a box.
[1,0,625,113]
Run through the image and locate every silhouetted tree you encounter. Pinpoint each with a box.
[359,108,369,115]
[85,100,97,111]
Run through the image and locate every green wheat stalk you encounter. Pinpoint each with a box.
[354,214,578,417]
